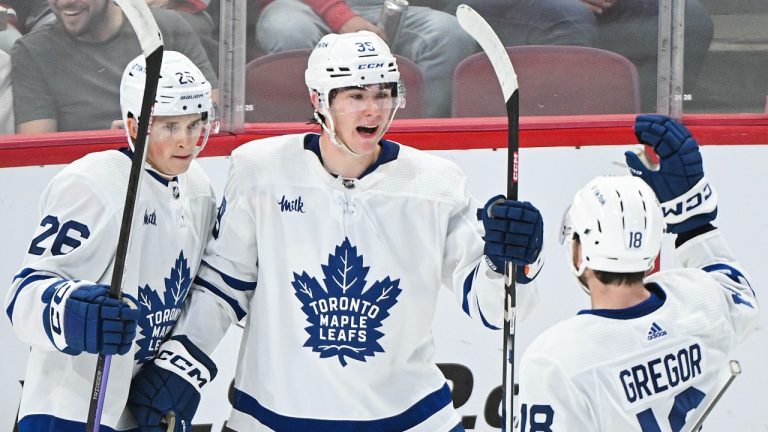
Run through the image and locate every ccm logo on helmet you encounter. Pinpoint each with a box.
[358,62,384,70]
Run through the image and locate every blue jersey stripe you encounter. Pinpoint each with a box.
[6,268,56,322]
[18,414,137,432]
[194,275,247,320]
[702,263,755,296]
[201,260,257,291]
[233,383,453,432]
[461,263,480,317]
[478,304,501,330]
[579,283,667,319]
[13,267,37,280]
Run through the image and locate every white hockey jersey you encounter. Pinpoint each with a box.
[516,230,758,432]
[174,133,538,432]
[5,149,216,431]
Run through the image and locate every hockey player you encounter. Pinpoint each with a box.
[5,51,217,431]
[516,115,759,431]
[127,31,544,431]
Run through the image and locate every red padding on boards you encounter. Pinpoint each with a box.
[1,114,767,168]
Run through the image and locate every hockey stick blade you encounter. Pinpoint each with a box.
[457,5,520,432]
[86,1,163,431]
[456,5,518,103]
[456,3,520,195]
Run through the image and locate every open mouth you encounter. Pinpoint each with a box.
[61,9,85,17]
[356,125,379,137]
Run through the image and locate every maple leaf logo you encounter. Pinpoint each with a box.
[134,251,191,363]
[293,238,402,367]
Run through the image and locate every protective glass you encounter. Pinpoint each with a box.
[151,113,212,156]
[328,84,402,116]
[154,118,205,138]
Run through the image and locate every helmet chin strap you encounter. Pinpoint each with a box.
[314,104,400,159]
[566,237,591,295]
[314,109,364,158]
[572,263,591,295]
[575,274,591,295]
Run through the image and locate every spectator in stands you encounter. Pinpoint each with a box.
[0,50,13,134]
[144,0,220,71]
[589,0,714,112]
[412,0,596,47]
[4,0,54,33]
[416,0,713,112]
[146,0,216,37]
[255,0,476,118]
[0,4,21,53]
[11,0,218,134]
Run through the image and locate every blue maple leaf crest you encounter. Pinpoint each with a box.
[293,238,402,366]
[134,251,192,363]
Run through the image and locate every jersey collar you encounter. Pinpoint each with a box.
[119,148,179,186]
[303,133,400,179]
[577,283,667,319]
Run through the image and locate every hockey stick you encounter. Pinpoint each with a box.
[456,5,519,432]
[684,360,742,432]
[85,1,163,431]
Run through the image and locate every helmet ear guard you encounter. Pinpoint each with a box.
[120,51,214,155]
[560,176,664,290]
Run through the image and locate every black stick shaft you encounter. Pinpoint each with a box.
[502,89,520,432]
[86,47,163,432]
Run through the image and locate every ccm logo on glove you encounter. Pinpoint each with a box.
[155,339,214,388]
[661,179,715,222]
[49,282,76,338]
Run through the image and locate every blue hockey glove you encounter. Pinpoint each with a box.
[42,280,138,356]
[128,336,218,432]
[625,114,717,233]
[479,195,544,283]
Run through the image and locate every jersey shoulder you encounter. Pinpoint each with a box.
[525,316,587,355]
[522,314,636,376]
[184,160,215,200]
[394,143,465,178]
[229,133,311,185]
[231,133,304,159]
[647,268,723,304]
[381,141,469,204]
[49,150,130,207]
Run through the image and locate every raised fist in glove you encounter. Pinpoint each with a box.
[42,280,138,355]
[479,195,544,283]
[625,114,717,233]
[129,336,218,432]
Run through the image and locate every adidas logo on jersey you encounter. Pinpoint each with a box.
[144,210,157,226]
[647,322,668,340]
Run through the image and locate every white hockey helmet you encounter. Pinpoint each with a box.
[560,176,663,282]
[120,51,215,155]
[304,31,405,155]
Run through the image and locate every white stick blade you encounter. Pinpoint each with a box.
[113,0,163,55]
[456,4,518,102]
